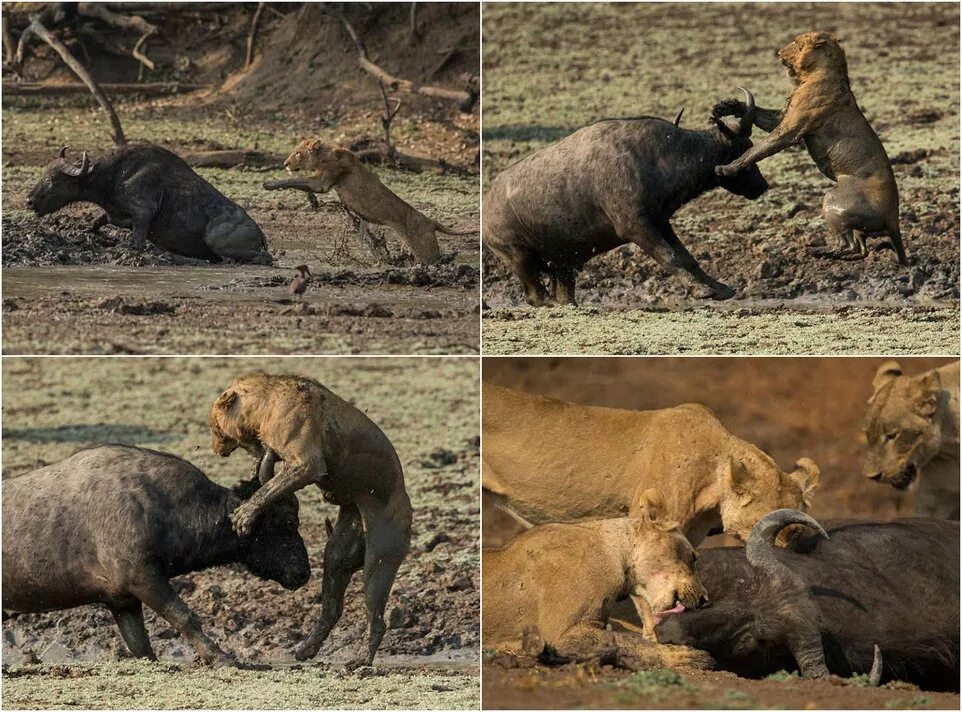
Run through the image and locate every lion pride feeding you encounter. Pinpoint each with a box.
[482,356,960,710]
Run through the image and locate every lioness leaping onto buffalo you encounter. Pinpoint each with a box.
[715,31,906,264]
[208,373,412,668]
[263,140,475,264]
[483,489,712,671]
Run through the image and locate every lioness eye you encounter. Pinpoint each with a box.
[886,431,898,441]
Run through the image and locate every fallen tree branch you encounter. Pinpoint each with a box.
[332,5,477,112]
[245,2,265,69]
[15,16,126,146]
[3,81,208,96]
[184,149,286,168]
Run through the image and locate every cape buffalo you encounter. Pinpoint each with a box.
[2,445,310,665]
[483,88,768,306]
[26,145,272,264]
[656,510,960,691]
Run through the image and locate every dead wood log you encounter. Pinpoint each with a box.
[331,5,477,112]
[15,17,126,146]
[183,149,286,169]
[245,2,265,69]
[3,81,208,96]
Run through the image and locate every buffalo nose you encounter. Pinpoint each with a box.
[25,197,33,209]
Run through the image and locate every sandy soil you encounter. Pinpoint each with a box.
[1,357,479,709]
[481,356,959,709]
[481,2,960,354]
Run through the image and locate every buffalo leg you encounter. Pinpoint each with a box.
[551,267,577,306]
[623,219,734,300]
[130,570,233,665]
[294,503,366,661]
[230,458,322,535]
[348,506,411,668]
[109,601,156,660]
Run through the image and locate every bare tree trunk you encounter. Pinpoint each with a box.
[245,2,265,69]
[16,17,126,146]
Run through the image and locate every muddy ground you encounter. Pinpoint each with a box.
[481,2,960,355]
[481,356,959,709]
[1,357,479,709]
[2,4,480,355]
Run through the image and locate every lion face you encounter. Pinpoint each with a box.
[284,139,354,192]
[719,456,820,545]
[777,31,846,81]
[629,526,707,620]
[863,362,942,489]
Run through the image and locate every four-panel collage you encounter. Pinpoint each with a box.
[0,2,958,711]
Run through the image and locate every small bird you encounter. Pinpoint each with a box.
[290,264,311,299]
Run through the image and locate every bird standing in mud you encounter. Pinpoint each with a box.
[290,264,311,299]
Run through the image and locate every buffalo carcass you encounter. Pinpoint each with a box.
[26,145,273,264]
[656,510,960,691]
[2,445,310,664]
[483,88,768,305]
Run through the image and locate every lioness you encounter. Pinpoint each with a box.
[715,31,905,264]
[208,373,412,667]
[862,360,960,520]
[483,489,712,670]
[483,384,820,545]
[268,139,475,264]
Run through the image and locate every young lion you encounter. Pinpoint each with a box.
[862,360,960,519]
[483,489,712,670]
[208,373,412,668]
[715,31,905,264]
[264,139,475,264]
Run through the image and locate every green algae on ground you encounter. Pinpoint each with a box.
[1,660,479,710]
[482,305,960,356]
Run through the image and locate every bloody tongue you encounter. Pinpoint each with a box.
[653,602,686,625]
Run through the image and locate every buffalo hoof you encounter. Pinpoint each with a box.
[293,638,321,662]
[698,282,735,301]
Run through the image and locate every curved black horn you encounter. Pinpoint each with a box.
[747,509,830,679]
[747,509,828,571]
[59,150,90,178]
[735,86,756,135]
[673,107,684,127]
[58,145,69,159]
[257,448,280,484]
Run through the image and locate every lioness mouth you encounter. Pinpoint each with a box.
[653,601,686,625]
[891,463,918,491]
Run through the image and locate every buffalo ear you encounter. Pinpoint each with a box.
[724,457,754,504]
[637,488,667,524]
[869,361,902,403]
[789,458,820,506]
[214,390,238,411]
[913,372,941,418]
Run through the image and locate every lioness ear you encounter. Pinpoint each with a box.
[725,457,754,503]
[333,147,355,165]
[913,372,941,418]
[637,488,666,524]
[870,360,902,402]
[789,458,820,506]
[214,390,237,411]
